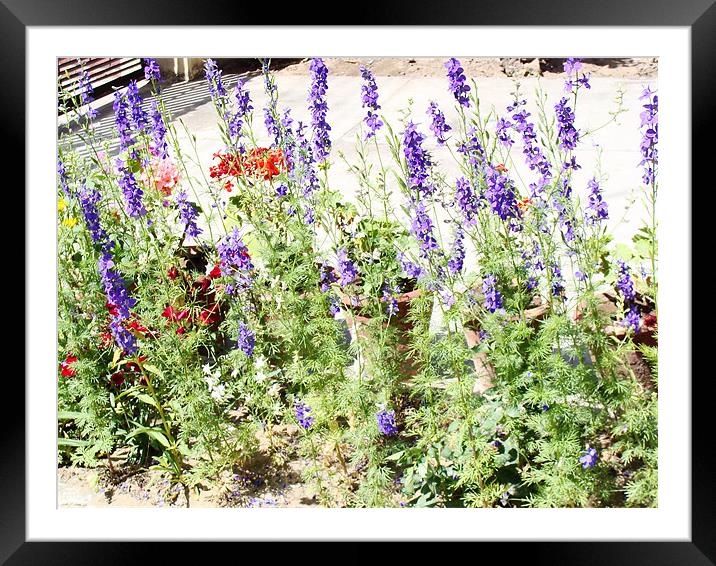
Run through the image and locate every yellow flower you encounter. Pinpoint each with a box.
[63,217,78,228]
[58,199,67,212]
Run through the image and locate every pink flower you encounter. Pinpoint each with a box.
[142,157,179,196]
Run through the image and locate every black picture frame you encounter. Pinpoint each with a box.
[8,1,708,563]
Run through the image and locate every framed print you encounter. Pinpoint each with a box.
[8,0,710,563]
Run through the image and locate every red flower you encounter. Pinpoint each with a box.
[127,320,149,336]
[162,305,191,324]
[643,313,657,328]
[495,163,508,173]
[209,264,222,279]
[99,331,113,350]
[198,304,220,326]
[60,354,78,377]
[517,197,532,215]
[106,303,119,317]
[176,326,187,335]
[244,148,287,180]
[168,266,179,280]
[193,276,211,296]
[110,371,125,387]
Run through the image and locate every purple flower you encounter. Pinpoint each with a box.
[397,252,424,280]
[77,70,94,106]
[410,202,440,259]
[126,80,148,132]
[447,228,465,275]
[495,117,513,148]
[98,251,138,356]
[457,127,485,174]
[639,87,658,186]
[304,207,315,225]
[624,304,641,333]
[76,69,97,119]
[294,121,320,198]
[175,190,202,239]
[275,184,288,198]
[237,321,255,358]
[261,61,281,147]
[204,59,226,100]
[143,58,161,82]
[336,248,358,287]
[554,97,579,152]
[308,58,331,163]
[116,161,146,218]
[616,260,640,332]
[149,101,168,159]
[113,92,135,152]
[616,259,636,302]
[217,228,254,296]
[550,263,565,298]
[585,177,608,225]
[377,409,397,436]
[381,284,400,316]
[509,98,552,198]
[427,101,451,145]
[455,177,480,225]
[294,401,315,429]
[229,79,253,149]
[484,165,518,222]
[482,274,503,313]
[579,447,598,470]
[563,58,583,75]
[403,121,434,197]
[319,262,338,293]
[360,66,383,139]
[445,58,471,108]
[77,183,110,250]
[58,156,71,198]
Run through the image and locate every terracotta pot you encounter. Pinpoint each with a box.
[578,290,657,347]
[341,287,423,377]
[462,322,497,395]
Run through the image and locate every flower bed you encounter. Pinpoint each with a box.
[57,57,658,508]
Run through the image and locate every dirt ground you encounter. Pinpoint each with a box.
[277,57,657,78]
[58,424,392,508]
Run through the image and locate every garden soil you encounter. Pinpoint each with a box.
[59,424,394,508]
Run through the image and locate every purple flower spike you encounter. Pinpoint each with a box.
[336,248,358,287]
[377,409,397,436]
[402,121,434,197]
[175,190,202,239]
[445,58,471,108]
[482,274,503,313]
[360,66,383,139]
[308,58,331,163]
[294,401,315,430]
[427,101,451,145]
[237,321,255,358]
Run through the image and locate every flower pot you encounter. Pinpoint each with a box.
[462,322,496,395]
[340,287,423,378]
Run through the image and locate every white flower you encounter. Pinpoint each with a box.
[211,383,226,401]
[254,356,267,370]
[268,383,281,397]
[255,370,267,383]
